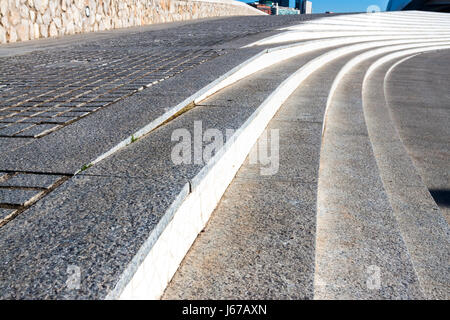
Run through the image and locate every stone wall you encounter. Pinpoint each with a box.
[0,0,264,44]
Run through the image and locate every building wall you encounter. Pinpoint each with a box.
[279,0,295,8]
[0,0,264,44]
[387,0,450,12]
[302,0,311,14]
[386,0,412,10]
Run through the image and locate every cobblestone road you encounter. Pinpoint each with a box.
[0,15,325,139]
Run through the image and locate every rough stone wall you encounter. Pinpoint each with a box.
[0,0,264,44]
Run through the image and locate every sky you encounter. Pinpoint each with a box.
[311,0,391,13]
[238,0,392,13]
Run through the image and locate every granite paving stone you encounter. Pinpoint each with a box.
[0,208,15,220]
[0,175,188,299]
[364,53,450,299]
[0,48,262,174]
[163,179,317,299]
[0,137,33,154]
[0,208,14,220]
[15,124,61,137]
[0,174,63,189]
[1,16,310,137]
[83,51,331,180]
[83,104,256,179]
[0,42,332,174]
[0,123,34,136]
[0,189,44,207]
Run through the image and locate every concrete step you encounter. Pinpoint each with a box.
[363,51,450,299]
[250,11,450,47]
[163,40,445,299]
[316,44,450,299]
[383,51,450,225]
[2,11,450,300]
[165,42,450,300]
[162,51,352,300]
[317,57,423,300]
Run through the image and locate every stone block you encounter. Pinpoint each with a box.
[0,208,15,220]
[0,173,63,189]
[0,188,44,206]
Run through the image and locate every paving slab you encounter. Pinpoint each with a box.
[0,175,188,299]
[0,208,15,220]
[0,14,332,175]
[84,50,332,180]
[0,188,44,207]
[0,48,261,174]
[0,29,353,298]
[0,174,63,189]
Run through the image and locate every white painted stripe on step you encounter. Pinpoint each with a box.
[302,19,450,28]
[322,41,450,137]
[282,25,450,33]
[244,31,450,47]
[366,45,450,77]
[196,34,446,102]
[310,14,450,25]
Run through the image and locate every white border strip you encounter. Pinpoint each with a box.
[321,41,450,137]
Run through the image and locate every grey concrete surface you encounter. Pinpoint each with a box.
[162,54,350,299]
[0,48,259,174]
[1,15,339,298]
[0,15,333,57]
[315,58,424,300]
[0,14,330,140]
[385,50,450,224]
[0,208,14,219]
[363,55,450,300]
[2,11,448,300]
[0,15,338,298]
